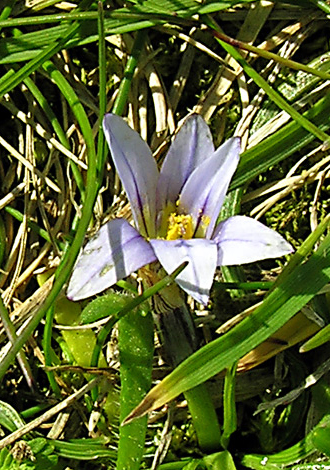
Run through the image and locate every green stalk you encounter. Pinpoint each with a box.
[112,29,148,116]
[184,385,221,452]
[221,362,238,449]
[43,306,61,397]
[4,206,65,250]
[152,280,221,452]
[97,0,107,177]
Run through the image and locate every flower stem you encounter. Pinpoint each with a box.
[152,277,221,452]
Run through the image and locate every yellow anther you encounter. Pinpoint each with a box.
[166,213,194,240]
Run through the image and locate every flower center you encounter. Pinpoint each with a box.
[166,213,194,240]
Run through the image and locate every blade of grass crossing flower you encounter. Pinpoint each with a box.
[111,29,148,116]
[124,227,330,423]
[90,262,189,372]
[117,308,153,470]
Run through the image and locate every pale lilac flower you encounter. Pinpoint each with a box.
[67,114,293,304]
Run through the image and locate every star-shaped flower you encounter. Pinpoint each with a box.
[67,114,293,304]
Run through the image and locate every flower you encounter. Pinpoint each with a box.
[67,114,293,304]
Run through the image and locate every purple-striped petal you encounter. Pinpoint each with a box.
[103,114,159,237]
[67,218,157,301]
[178,137,241,239]
[149,238,217,305]
[213,215,293,266]
[157,114,214,213]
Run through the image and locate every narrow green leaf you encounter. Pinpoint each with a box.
[300,323,330,352]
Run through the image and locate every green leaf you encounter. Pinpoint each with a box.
[117,309,154,470]
[0,401,26,433]
[311,416,330,457]
[203,451,237,470]
[300,323,330,352]
[52,437,115,460]
[80,293,127,324]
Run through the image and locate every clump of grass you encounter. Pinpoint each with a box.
[1,1,330,468]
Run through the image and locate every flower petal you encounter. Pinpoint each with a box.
[149,238,217,305]
[213,215,293,266]
[157,114,214,212]
[103,114,158,237]
[67,218,157,301]
[179,137,241,239]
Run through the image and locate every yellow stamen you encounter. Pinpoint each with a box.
[201,215,211,228]
[166,213,194,240]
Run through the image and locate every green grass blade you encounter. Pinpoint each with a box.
[112,29,148,116]
[97,0,107,178]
